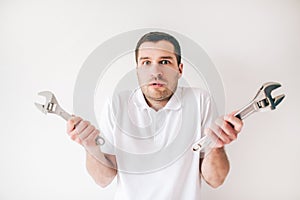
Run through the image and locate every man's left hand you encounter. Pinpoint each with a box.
[205,112,244,149]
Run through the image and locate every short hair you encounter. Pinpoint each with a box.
[135,32,181,66]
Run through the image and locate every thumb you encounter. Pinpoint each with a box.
[67,117,76,133]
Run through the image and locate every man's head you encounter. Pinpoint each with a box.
[135,32,181,66]
[135,32,183,107]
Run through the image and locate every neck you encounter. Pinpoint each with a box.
[144,96,169,111]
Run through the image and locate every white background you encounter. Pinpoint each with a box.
[0,0,299,199]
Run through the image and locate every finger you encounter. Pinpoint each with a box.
[215,117,238,141]
[69,131,82,144]
[71,116,83,125]
[67,116,82,133]
[205,128,224,148]
[211,121,232,144]
[78,125,96,141]
[75,120,90,134]
[82,129,99,147]
[74,137,82,145]
[224,114,243,132]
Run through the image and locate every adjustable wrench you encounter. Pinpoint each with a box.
[35,91,105,146]
[192,82,285,152]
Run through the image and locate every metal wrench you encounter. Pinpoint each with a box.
[192,82,285,152]
[35,91,105,146]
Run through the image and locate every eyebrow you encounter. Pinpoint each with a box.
[139,57,150,61]
[160,56,174,60]
[139,56,175,61]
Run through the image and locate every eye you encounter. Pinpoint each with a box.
[142,60,151,65]
[160,60,171,65]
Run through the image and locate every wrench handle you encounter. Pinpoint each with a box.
[57,108,72,121]
[234,101,257,120]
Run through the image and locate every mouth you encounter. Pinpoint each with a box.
[149,82,166,88]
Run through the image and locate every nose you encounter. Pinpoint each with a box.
[150,65,163,78]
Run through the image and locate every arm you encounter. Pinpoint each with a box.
[67,116,117,188]
[86,152,117,187]
[200,147,229,188]
[200,113,243,188]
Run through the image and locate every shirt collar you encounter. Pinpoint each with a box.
[132,87,182,111]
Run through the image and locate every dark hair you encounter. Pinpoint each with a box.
[135,32,181,66]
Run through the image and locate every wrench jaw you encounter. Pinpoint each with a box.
[35,91,60,115]
[272,94,285,108]
[34,102,48,114]
[253,82,285,112]
[263,82,283,110]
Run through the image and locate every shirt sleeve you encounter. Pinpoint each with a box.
[201,94,218,133]
[200,92,219,158]
[99,99,116,155]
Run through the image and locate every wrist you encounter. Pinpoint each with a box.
[205,146,227,159]
[210,146,225,153]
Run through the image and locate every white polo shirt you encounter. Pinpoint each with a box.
[99,87,217,200]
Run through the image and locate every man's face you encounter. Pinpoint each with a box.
[136,40,183,102]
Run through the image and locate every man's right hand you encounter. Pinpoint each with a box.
[67,116,117,187]
[66,116,100,149]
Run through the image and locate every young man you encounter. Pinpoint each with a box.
[67,32,243,199]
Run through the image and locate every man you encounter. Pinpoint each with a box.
[67,32,243,199]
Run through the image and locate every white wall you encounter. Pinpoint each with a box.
[0,0,299,199]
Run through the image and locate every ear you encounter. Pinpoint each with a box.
[178,63,183,78]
